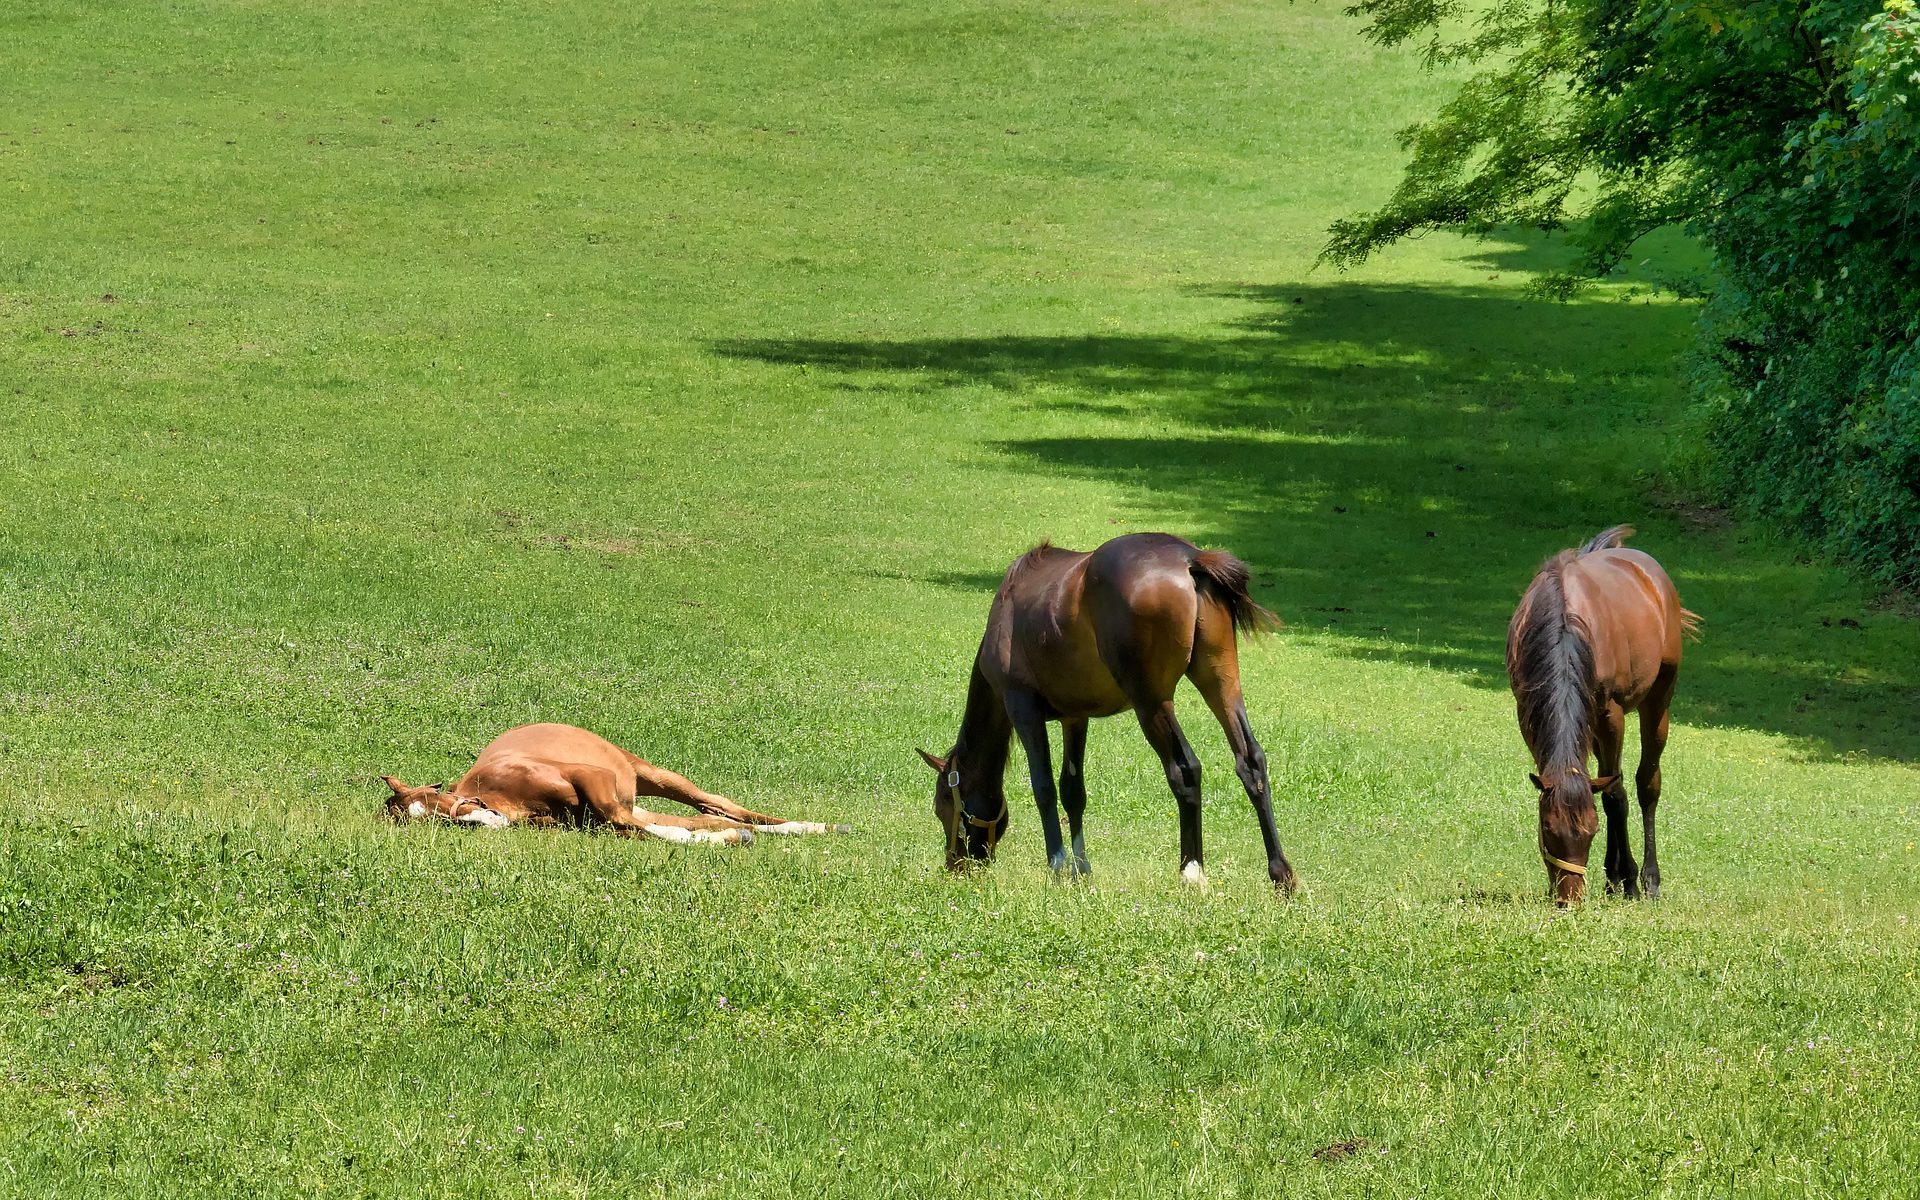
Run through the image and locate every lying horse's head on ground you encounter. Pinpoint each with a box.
[381,776,510,828]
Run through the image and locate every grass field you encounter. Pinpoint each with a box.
[5,1,1920,1195]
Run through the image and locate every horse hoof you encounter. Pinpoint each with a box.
[1073,859,1092,878]
[1180,862,1209,890]
[735,827,755,848]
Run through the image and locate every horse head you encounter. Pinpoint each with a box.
[1530,770,1615,904]
[381,776,509,828]
[916,748,1007,869]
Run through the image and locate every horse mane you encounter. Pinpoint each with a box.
[1507,537,1615,774]
[1005,540,1065,584]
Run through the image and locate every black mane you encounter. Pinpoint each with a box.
[1507,552,1601,775]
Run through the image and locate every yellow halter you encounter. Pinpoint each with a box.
[1540,839,1587,876]
[965,795,1009,857]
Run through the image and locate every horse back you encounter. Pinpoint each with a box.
[468,723,633,772]
[983,534,1205,715]
[1563,548,1687,704]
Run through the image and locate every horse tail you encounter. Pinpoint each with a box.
[1679,606,1703,642]
[1578,524,1634,555]
[1190,549,1281,637]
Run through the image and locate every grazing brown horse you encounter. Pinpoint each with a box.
[384,723,849,845]
[1507,526,1698,903]
[918,533,1297,893]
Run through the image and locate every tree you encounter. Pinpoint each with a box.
[1326,0,1920,587]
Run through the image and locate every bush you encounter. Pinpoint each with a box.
[1328,0,1920,587]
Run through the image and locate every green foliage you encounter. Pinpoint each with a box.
[1330,0,1920,586]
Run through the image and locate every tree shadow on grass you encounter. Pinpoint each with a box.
[715,282,1920,763]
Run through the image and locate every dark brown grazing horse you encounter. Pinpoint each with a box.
[918,533,1297,893]
[1508,526,1698,903]
[384,723,850,845]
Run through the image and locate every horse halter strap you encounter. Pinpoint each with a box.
[965,795,1009,856]
[1540,839,1587,877]
[947,768,1007,857]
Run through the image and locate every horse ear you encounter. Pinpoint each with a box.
[382,775,411,796]
[1528,772,1548,793]
[1589,774,1619,793]
[916,748,949,773]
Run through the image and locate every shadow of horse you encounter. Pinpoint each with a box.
[716,280,1920,763]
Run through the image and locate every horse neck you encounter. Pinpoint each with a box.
[952,660,1011,787]
[1514,572,1596,777]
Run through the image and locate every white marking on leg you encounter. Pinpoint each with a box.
[753,821,828,836]
[1180,861,1209,888]
[649,825,751,847]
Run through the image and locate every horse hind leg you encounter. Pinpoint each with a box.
[631,755,851,835]
[1637,671,1676,899]
[569,766,752,846]
[1100,588,1206,885]
[1188,636,1297,895]
[629,809,756,847]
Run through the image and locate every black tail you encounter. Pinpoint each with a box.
[1190,549,1281,636]
[1578,525,1634,555]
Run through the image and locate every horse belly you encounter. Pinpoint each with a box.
[458,757,585,821]
[1042,681,1133,720]
[1011,617,1129,718]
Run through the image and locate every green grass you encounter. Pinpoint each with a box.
[4,1,1919,1195]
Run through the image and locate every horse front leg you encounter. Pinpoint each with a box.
[1135,700,1206,887]
[1006,692,1067,877]
[1058,718,1092,876]
[1594,702,1636,897]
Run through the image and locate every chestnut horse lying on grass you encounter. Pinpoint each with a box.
[384,723,850,846]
